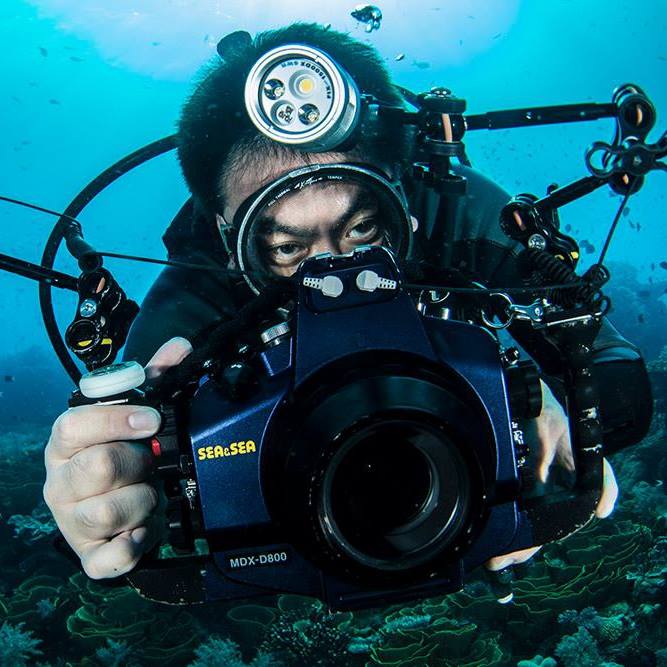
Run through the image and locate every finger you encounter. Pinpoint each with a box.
[145,337,193,380]
[69,483,159,543]
[485,545,542,571]
[535,416,559,484]
[45,441,154,504]
[80,513,164,579]
[595,458,619,519]
[45,405,161,465]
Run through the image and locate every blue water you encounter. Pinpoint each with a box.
[0,1,665,665]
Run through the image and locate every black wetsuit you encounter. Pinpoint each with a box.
[123,165,652,453]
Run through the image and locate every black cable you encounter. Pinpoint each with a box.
[596,189,632,265]
[0,194,82,225]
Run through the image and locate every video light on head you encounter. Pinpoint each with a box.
[244,44,361,152]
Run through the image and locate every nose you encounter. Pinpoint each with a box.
[309,239,341,258]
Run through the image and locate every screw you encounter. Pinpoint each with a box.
[527,234,547,250]
[79,299,97,317]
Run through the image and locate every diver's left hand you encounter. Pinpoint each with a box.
[484,380,619,571]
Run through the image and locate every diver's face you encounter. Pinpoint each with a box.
[218,153,387,277]
[253,182,384,276]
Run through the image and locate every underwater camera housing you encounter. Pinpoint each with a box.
[116,245,547,610]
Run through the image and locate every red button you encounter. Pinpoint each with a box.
[151,437,162,457]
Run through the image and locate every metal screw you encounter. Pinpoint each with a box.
[79,299,97,317]
[527,234,547,250]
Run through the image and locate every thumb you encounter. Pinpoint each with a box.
[144,337,193,380]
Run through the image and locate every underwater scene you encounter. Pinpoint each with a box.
[1,0,666,665]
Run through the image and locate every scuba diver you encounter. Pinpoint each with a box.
[41,23,651,585]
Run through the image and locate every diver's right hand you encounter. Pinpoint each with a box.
[42,337,193,579]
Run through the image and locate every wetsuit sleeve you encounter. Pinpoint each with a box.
[442,166,653,452]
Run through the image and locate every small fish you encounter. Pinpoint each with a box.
[459,39,463,46]
[39,47,48,57]
[564,224,572,232]
[660,261,667,270]
[412,60,430,69]
[21,140,31,145]
[622,207,630,217]
[203,34,209,42]
[467,14,475,19]
[49,98,60,105]
[580,239,596,254]
[69,56,84,62]
[351,4,382,32]
[637,222,641,231]
[395,53,405,61]
[629,221,636,230]
[151,41,160,46]
[4,375,15,383]
[493,33,502,39]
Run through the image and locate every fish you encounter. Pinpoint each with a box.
[4,375,15,382]
[151,41,160,46]
[412,60,430,69]
[39,47,48,57]
[395,53,405,61]
[579,239,596,254]
[493,33,502,39]
[351,4,382,32]
[564,224,572,232]
[49,98,60,105]
[637,222,641,231]
[629,221,636,229]
[69,56,84,62]
[622,207,630,217]
[660,261,667,270]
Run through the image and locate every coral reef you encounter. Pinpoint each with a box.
[0,621,43,667]
[7,502,58,545]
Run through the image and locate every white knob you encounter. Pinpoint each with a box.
[79,361,146,399]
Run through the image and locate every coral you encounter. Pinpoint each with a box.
[94,639,134,667]
[258,598,356,667]
[188,636,275,667]
[0,621,43,667]
[555,627,602,667]
[516,656,556,667]
[6,502,58,544]
[35,597,57,619]
[626,534,667,600]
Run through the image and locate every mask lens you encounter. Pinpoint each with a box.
[235,166,412,292]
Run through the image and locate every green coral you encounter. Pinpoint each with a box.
[94,639,134,667]
[6,502,58,544]
[516,656,556,667]
[188,636,275,667]
[0,622,43,667]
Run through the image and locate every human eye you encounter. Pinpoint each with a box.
[266,241,308,266]
[346,218,381,243]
